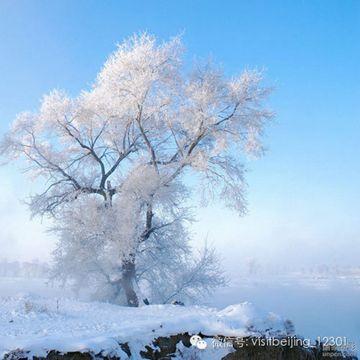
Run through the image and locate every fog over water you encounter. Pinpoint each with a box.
[1,164,359,272]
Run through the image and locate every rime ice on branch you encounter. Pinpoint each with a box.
[1,33,272,306]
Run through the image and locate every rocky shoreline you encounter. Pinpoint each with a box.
[3,334,358,360]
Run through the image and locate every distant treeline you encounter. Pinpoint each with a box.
[242,257,360,277]
[0,259,50,278]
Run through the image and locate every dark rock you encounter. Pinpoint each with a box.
[170,301,184,306]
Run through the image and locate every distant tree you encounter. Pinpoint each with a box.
[1,33,272,306]
[245,257,263,276]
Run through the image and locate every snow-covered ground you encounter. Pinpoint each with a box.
[0,277,289,359]
[0,274,359,357]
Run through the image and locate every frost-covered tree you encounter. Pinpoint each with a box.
[1,33,272,306]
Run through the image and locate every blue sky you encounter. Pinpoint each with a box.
[0,0,359,267]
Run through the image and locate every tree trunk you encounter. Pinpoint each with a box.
[104,187,139,307]
[121,256,139,307]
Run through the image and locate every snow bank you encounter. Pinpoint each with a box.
[0,294,288,358]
